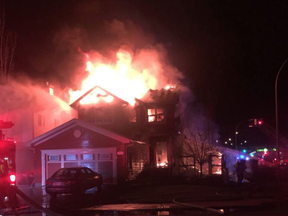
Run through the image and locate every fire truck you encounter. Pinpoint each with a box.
[0,121,17,211]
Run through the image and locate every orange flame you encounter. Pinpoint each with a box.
[69,48,177,106]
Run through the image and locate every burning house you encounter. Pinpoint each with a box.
[23,84,180,186]
[21,48,183,186]
[70,85,180,179]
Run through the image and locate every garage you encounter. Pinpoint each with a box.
[42,147,117,185]
[24,118,131,186]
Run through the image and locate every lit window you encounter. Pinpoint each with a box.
[83,154,93,160]
[147,108,164,123]
[49,87,54,95]
[65,154,77,161]
[156,142,168,167]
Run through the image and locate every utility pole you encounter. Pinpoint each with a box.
[275,58,288,179]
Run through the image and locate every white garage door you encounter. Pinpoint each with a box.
[41,148,117,185]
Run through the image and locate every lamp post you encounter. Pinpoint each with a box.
[275,58,288,172]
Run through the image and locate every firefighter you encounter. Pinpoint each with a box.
[234,159,247,186]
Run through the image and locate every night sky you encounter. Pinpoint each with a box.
[5,0,288,142]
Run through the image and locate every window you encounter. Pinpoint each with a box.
[38,115,42,126]
[82,154,93,160]
[98,153,113,160]
[65,154,77,161]
[79,168,86,176]
[48,155,60,161]
[38,115,45,126]
[49,87,54,95]
[147,108,165,123]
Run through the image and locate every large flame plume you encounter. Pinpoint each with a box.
[69,47,182,106]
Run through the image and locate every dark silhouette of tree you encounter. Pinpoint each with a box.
[182,117,219,178]
[0,1,16,84]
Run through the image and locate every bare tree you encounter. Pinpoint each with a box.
[0,2,16,84]
[182,117,219,178]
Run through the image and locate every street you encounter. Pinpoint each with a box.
[6,182,288,216]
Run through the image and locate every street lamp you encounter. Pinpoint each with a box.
[275,58,288,170]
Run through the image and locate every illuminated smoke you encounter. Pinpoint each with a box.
[0,78,72,139]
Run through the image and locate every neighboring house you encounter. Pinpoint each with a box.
[0,82,77,179]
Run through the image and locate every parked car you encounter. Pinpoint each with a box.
[45,167,103,197]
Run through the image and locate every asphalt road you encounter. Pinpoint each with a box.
[7,182,288,215]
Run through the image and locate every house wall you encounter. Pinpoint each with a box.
[77,104,134,137]
[16,142,35,183]
[1,110,34,143]
[71,89,180,179]
[34,106,78,138]
[135,103,178,172]
[33,126,127,185]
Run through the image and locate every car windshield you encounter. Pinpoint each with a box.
[52,168,78,178]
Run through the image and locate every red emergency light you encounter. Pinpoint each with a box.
[9,174,16,185]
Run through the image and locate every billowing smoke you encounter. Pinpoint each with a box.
[0,78,70,113]
[51,20,184,96]
[50,17,218,138]
[8,0,219,141]
[0,77,72,140]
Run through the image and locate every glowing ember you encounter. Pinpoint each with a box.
[69,48,178,106]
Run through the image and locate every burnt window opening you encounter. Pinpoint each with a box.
[147,108,165,123]
[156,142,168,167]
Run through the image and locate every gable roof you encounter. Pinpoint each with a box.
[70,85,129,108]
[24,118,131,147]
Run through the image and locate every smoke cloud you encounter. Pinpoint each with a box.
[0,77,71,119]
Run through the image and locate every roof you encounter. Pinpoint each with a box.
[24,118,131,147]
[136,89,180,105]
[70,85,129,108]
